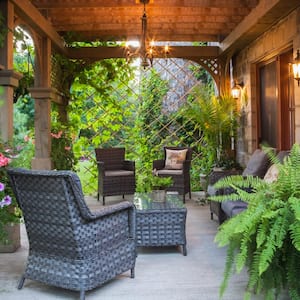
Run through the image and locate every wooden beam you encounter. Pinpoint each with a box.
[67,45,220,60]
[10,0,66,54]
[220,0,300,55]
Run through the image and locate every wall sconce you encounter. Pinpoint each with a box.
[292,49,300,86]
[231,81,244,99]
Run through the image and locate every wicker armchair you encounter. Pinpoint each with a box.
[95,147,136,205]
[7,168,136,300]
[152,146,192,203]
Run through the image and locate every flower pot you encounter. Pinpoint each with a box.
[0,223,20,253]
[152,189,166,202]
[199,174,208,192]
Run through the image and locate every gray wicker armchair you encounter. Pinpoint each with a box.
[7,168,136,300]
[153,146,192,203]
[95,147,136,205]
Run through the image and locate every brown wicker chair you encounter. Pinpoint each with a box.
[7,168,136,300]
[152,146,192,203]
[95,147,136,205]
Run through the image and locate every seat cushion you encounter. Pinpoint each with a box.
[105,170,134,176]
[165,149,188,170]
[242,149,270,178]
[156,169,183,175]
[231,206,247,216]
[221,200,248,217]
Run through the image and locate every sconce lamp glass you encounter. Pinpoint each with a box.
[231,81,243,99]
[292,50,300,86]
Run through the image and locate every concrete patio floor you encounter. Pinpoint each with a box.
[0,194,270,300]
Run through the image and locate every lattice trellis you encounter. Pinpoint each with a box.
[69,57,212,194]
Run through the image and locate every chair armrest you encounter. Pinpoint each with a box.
[153,159,165,170]
[90,201,136,239]
[96,161,105,176]
[182,160,191,172]
[208,169,241,185]
[123,160,135,171]
[90,201,135,220]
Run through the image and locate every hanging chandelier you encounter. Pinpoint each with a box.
[125,0,169,69]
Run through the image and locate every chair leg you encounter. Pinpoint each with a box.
[130,268,135,278]
[97,192,100,202]
[80,289,85,300]
[183,194,185,203]
[102,196,105,206]
[17,275,25,289]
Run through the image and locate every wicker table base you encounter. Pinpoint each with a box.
[133,193,187,256]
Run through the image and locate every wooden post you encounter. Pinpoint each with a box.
[0,1,22,142]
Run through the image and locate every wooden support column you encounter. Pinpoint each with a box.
[0,1,22,142]
[0,70,23,141]
[30,35,54,170]
[29,88,63,170]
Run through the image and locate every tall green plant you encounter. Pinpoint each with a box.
[184,87,239,169]
[211,144,300,300]
[134,68,169,192]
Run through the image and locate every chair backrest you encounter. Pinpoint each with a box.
[163,146,192,161]
[95,147,126,170]
[7,168,93,259]
[242,149,270,178]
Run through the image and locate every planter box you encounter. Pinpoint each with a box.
[0,223,21,253]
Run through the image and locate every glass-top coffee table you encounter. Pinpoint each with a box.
[133,192,187,256]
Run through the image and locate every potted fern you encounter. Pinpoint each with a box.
[211,143,300,300]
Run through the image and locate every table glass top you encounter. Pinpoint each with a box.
[133,192,185,211]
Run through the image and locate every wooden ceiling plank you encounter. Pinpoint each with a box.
[220,0,300,54]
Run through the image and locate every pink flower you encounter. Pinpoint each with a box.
[51,131,63,139]
[0,153,10,167]
[24,135,30,142]
[0,182,4,192]
[65,146,71,151]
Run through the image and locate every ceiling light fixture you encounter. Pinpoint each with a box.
[125,0,169,69]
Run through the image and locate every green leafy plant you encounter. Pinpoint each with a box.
[51,112,78,171]
[0,149,22,244]
[210,144,300,300]
[183,87,239,169]
[150,172,173,190]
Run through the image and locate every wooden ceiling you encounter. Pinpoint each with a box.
[30,0,259,43]
[10,0,300,60]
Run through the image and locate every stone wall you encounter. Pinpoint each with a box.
[233,8,300,166]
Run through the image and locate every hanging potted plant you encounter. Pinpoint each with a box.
[210,143,300,299]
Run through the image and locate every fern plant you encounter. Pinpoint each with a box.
[210,143,300,300]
